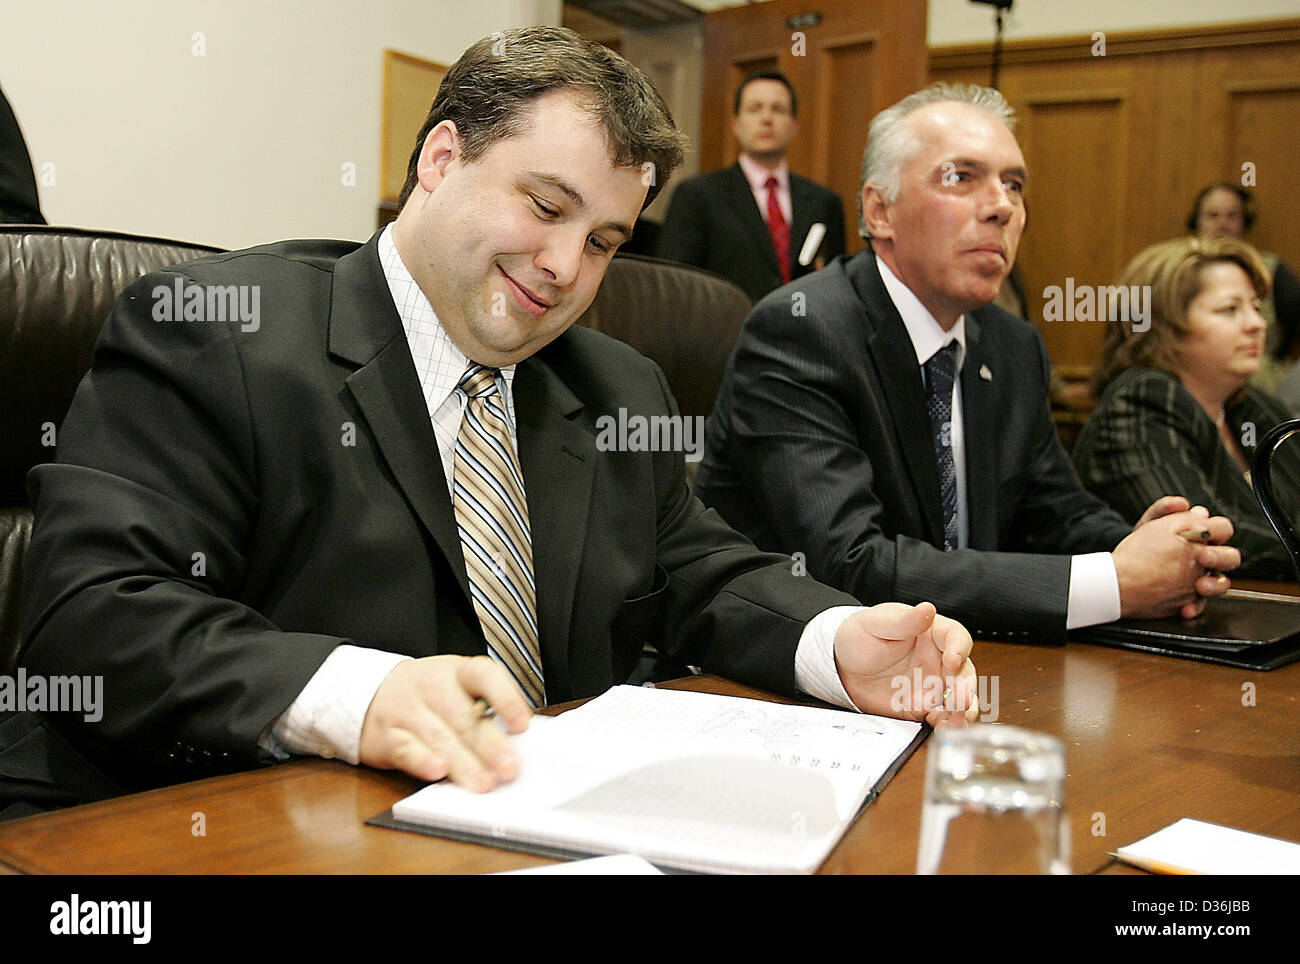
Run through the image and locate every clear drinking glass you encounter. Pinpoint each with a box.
[916,724,1069,875]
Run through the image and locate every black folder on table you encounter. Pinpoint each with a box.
[1073,419,1300,670]
[1071,589,1300,670]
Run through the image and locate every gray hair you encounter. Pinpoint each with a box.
[858,82,1017,239]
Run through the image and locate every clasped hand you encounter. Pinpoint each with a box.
[1115,496,1239,620]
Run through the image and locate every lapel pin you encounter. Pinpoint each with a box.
[979,365,993,382]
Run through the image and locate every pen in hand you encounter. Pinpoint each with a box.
[1177,528,1222,580]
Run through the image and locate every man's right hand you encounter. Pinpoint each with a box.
[1112,504,1240,620]
[359,655,532,792]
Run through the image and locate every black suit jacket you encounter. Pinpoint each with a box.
[18,234,858,790]
[1073,367,1300,581]
[0,84,44,224]
[694,251,1133,639]
[656,163,845,304]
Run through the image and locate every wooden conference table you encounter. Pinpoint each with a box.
[1,628,1297,874]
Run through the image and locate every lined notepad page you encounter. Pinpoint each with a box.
[392,686,920,874]
[561,686,919,813]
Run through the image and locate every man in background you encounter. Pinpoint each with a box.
[0,83,45,224]
[657,70,844,303]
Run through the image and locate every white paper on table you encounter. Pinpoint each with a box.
[1115,818,1300,874]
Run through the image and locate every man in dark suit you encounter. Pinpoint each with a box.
[695,82,1240,640]
[656,70,845,303]
[0,83,45,224]
[18,29,977,796]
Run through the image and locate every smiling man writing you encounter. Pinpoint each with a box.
[19,29,977,797]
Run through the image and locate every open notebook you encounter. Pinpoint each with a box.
[371,685,924,874]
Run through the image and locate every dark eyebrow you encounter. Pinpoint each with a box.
[529,172,634,241]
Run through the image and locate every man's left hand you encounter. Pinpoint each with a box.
[833,602,978,727]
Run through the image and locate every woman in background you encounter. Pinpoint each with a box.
[1187,182,1300,396]
[1073,236,1300,581]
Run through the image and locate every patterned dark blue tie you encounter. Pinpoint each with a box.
[924,342,961,551]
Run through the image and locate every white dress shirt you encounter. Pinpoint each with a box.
[269,227,861,763]
[876,256,1121,631]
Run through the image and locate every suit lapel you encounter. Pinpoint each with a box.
[789,176,816,268]
[961,311,999,550]
[850,254,946,545]
[721,164,781,275]
[513,352,595,703]
[328,236,472,605]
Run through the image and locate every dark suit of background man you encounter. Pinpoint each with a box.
[19,29,978,797]
[656,70,845,304]
[0,83,45,224]
[695,82,1241,640]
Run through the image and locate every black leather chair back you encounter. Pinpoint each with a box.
[1,226,223,673]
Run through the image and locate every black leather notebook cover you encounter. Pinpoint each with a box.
[1071,590,1300,670]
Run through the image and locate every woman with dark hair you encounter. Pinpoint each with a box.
[1186,182,1300,395]
[1073,236,1300,580]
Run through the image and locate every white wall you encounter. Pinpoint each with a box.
[929,0,1300,46]
[0,0,561,249]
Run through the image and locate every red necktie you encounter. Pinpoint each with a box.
[765,175,791,284]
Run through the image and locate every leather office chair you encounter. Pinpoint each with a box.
[575,252,752,423]
[0,226,223,675]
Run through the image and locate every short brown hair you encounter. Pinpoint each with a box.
[733,70,797,118]
[397,26,686,209]
[1092,236,1272,395]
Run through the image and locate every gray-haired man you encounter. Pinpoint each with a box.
[696,82,1240,639]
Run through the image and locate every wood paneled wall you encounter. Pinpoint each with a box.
[931,18,1300,378]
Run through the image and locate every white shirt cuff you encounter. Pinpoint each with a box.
[1066,552,1123,629]
[268,645,413,764]
[795,605,867,711]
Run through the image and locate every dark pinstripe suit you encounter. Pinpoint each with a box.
[1073,367,1300,581]
[694,250,1133,640]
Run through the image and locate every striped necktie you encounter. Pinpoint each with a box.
[452,365,544,706]
[925,342,961,552]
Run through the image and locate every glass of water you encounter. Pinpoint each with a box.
[916,724,1069,875]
